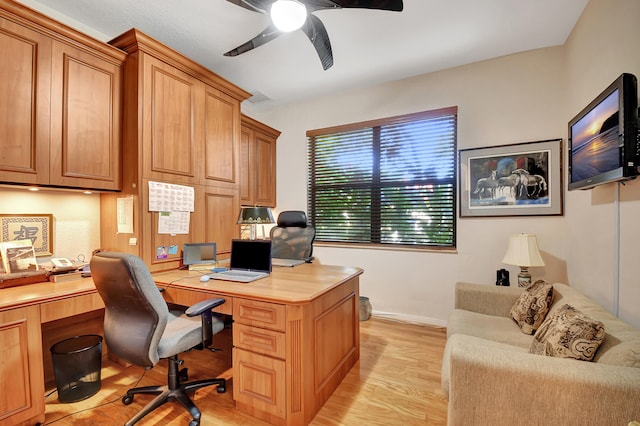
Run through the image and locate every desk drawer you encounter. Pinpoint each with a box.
[161,287,232,315]
[233,298,285,331]
[233,347,286,419]
[233,323,285,359]
[40,292,104,323]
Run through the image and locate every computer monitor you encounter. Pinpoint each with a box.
[183,242,217,270]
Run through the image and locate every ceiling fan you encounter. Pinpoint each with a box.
[224,0,404,70]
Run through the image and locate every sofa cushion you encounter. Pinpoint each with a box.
[510,280,554,335]
[447,308,534,349]
[530,304,606,361]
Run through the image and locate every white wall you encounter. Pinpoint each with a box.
[249,0,640,328]
[0,187,101,265]
[563,0,640,327]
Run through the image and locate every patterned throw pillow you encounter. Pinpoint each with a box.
[530,304,606,361]
[510,280,554,335]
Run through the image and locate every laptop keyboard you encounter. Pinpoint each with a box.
[208,269,269,282]
[221,270,264,278]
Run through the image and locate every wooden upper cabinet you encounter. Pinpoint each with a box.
[202,87,240,186]
[0,14,51,185]
[0,0,125,191]
[142,56,198,183]
[110,28,250,188]
[49,41,123,190]
[240,115,280,207]
[99,29,250,271]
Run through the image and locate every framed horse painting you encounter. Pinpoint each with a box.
[459,139,563,217]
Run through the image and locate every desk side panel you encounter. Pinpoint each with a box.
[299,275,360,424]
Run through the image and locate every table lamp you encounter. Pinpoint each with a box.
[237,207,275,240]
[501,233,545,288]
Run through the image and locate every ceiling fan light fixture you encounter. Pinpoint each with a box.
[271,0,307,32]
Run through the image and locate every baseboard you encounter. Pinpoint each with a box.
[369,310,447,328]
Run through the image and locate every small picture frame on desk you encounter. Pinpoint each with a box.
[0,214,53,256]
[0,240,39,273]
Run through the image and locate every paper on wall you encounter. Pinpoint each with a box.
[148,181,194,212]
[116,197,134,234]
[157,211,190,235]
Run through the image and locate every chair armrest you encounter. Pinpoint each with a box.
[454,282,523,317]
[185,298,225,317]
[444,334,640,425]
[185,298,226,348]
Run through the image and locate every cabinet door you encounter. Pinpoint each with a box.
[0,18,51,185]
[141,179,195,272]
[233,347,286,419]
[0,306,45,425]
[49,41,123,190]
[201,87,240,188]
[253,130,277,207]
[239,117,278,207]
[200,186,240,257]
[239,126,254,205]
[142,55,198,184]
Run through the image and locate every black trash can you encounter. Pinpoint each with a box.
[50,334,103,403]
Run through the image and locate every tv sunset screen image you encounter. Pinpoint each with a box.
[570,89,620,182]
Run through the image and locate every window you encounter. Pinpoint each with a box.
[307,107,457,249]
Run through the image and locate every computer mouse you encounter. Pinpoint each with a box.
[199,275,211,282]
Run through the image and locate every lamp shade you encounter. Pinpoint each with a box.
[502,233,545,267]
[237,207,275,225]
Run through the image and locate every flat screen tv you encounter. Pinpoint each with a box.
[183,242,216,267]
[568,73,639,190]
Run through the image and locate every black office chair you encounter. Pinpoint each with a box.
[90,251,226,426]
[270,210,315,262]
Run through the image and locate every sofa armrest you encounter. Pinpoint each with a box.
[454,282,523,317]
[444,334,640,426]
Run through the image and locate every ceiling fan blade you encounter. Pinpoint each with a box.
[224,24,282,57]
[225,0,273,14]
[301,14,333,70]
[331,0,403,11]
[300,0,341,12]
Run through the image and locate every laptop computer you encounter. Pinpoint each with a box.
[208,239,272,283]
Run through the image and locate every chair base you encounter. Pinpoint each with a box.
[122,355,226,426]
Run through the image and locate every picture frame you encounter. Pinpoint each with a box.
[0,240,39,273]
[0,214,53,256]
[459,139,563,217]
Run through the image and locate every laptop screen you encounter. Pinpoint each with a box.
[230,239,272,272]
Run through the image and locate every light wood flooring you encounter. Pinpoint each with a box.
[42,317,448,425]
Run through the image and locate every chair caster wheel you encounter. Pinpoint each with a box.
[189,420,200,426]
[217,385,226,393]
[122,394,134,405]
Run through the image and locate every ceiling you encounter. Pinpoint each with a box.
[19,0,589,111]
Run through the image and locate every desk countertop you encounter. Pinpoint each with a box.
[0,263,364,311]
[153,263,364,304]
[0,277,96,311]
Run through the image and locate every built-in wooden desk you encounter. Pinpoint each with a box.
[0,263,362,426]
[155,263,363,426]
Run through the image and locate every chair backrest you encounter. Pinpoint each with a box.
[90,251,168,368]
[270,210,315,261]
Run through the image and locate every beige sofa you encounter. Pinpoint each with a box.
[441,282,640,426]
